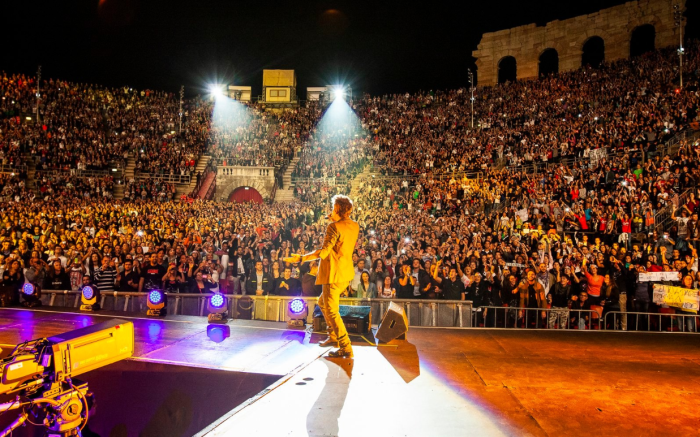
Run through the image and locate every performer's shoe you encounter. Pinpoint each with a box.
[328,347,353,359]
[319,337,338,348]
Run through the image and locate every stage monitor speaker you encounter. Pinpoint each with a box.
[313,304,371,334]
[376,301,408,342]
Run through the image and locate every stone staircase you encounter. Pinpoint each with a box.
[114,154,136,200]
[23,154,39,197]
[176,155,212,199]
[274,155,300,202]
[349,163,376,199]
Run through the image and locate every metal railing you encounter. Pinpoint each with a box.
[20,290,700,334]
[654,130,700,158]
[35,168,120,179]
[600,311,698,333]
[0,164,28,175]
[474,306,599,329]
[653,188,692,232]
[34,291,474,328]
[133,172,191,184]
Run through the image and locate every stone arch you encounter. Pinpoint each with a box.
[219,178,271,202]
[538,48,559,77]
[630,24,656,57]
[229,186,263,203]
[581,36,605,68]
[497,56,517,84]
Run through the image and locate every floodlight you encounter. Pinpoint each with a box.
[21,282,42,308]
[207,292,228,323]
[331,86,346,100]
[146,289,166,316]
[287,298,308,329]
[209,84,224,99]
[80,285,100,311]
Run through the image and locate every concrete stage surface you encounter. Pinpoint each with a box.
[0,307,699,436]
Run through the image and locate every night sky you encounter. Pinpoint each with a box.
[3,0,698,97]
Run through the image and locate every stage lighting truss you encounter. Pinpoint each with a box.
[287,298,308,329]
[146,289,166,317]
[207,292,228,324]
[80,285,97,312]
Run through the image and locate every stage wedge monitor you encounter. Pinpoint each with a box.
[376,301,408,343]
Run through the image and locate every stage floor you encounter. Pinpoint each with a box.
[1,307,699,437]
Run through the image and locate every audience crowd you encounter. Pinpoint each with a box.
[1,42,700,331]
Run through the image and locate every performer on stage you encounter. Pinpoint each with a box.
[284,194,359,358]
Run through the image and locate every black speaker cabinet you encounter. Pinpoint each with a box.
[376,301,408,342]
[312,304,371,334]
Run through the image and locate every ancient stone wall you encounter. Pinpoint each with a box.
[215,166,275,201]
[473,0,686,86]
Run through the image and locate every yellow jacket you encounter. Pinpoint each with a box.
[302,218,359,285]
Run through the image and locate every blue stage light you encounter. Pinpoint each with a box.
[289,298,306,315]
[148,290,163,305]
[22,283,36,296]
[82,286,94,300]
[287,298,308,329]
[210,293,225,308]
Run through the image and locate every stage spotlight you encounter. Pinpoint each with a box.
[21,282,42,308]
[207,292,229,323]
[80,285,100,311]
[331,85,346,101]
[146,289,166,317]
[287,298,308,329]
[209,84,224,99]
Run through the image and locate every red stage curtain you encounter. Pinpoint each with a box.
[228,187,263,204]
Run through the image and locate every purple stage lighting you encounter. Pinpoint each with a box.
[22,283,36,296]
[82,286,95,300]
[210,293,225,308]
[289,298,306,315]
[148,290,164,305]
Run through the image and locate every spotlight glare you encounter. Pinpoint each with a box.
[332,85,346,100]
[209,84,224,99]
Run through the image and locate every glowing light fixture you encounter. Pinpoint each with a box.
[146,289,166,316]
[80,285,99,311]
[287,298,308,329]
[331,85,346,101]
[209,84,225,99]
[207,292,228,323]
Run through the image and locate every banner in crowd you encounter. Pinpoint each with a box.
[515,209,528,222]
[589,148,608,167]
[652,284,700,313]
[504,262,526,268]
[638,272,682,282]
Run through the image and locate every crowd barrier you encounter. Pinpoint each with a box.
[474,306,599,329]
[36,290,474,328]
[600,311,699,333]
[24,291,700,333]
